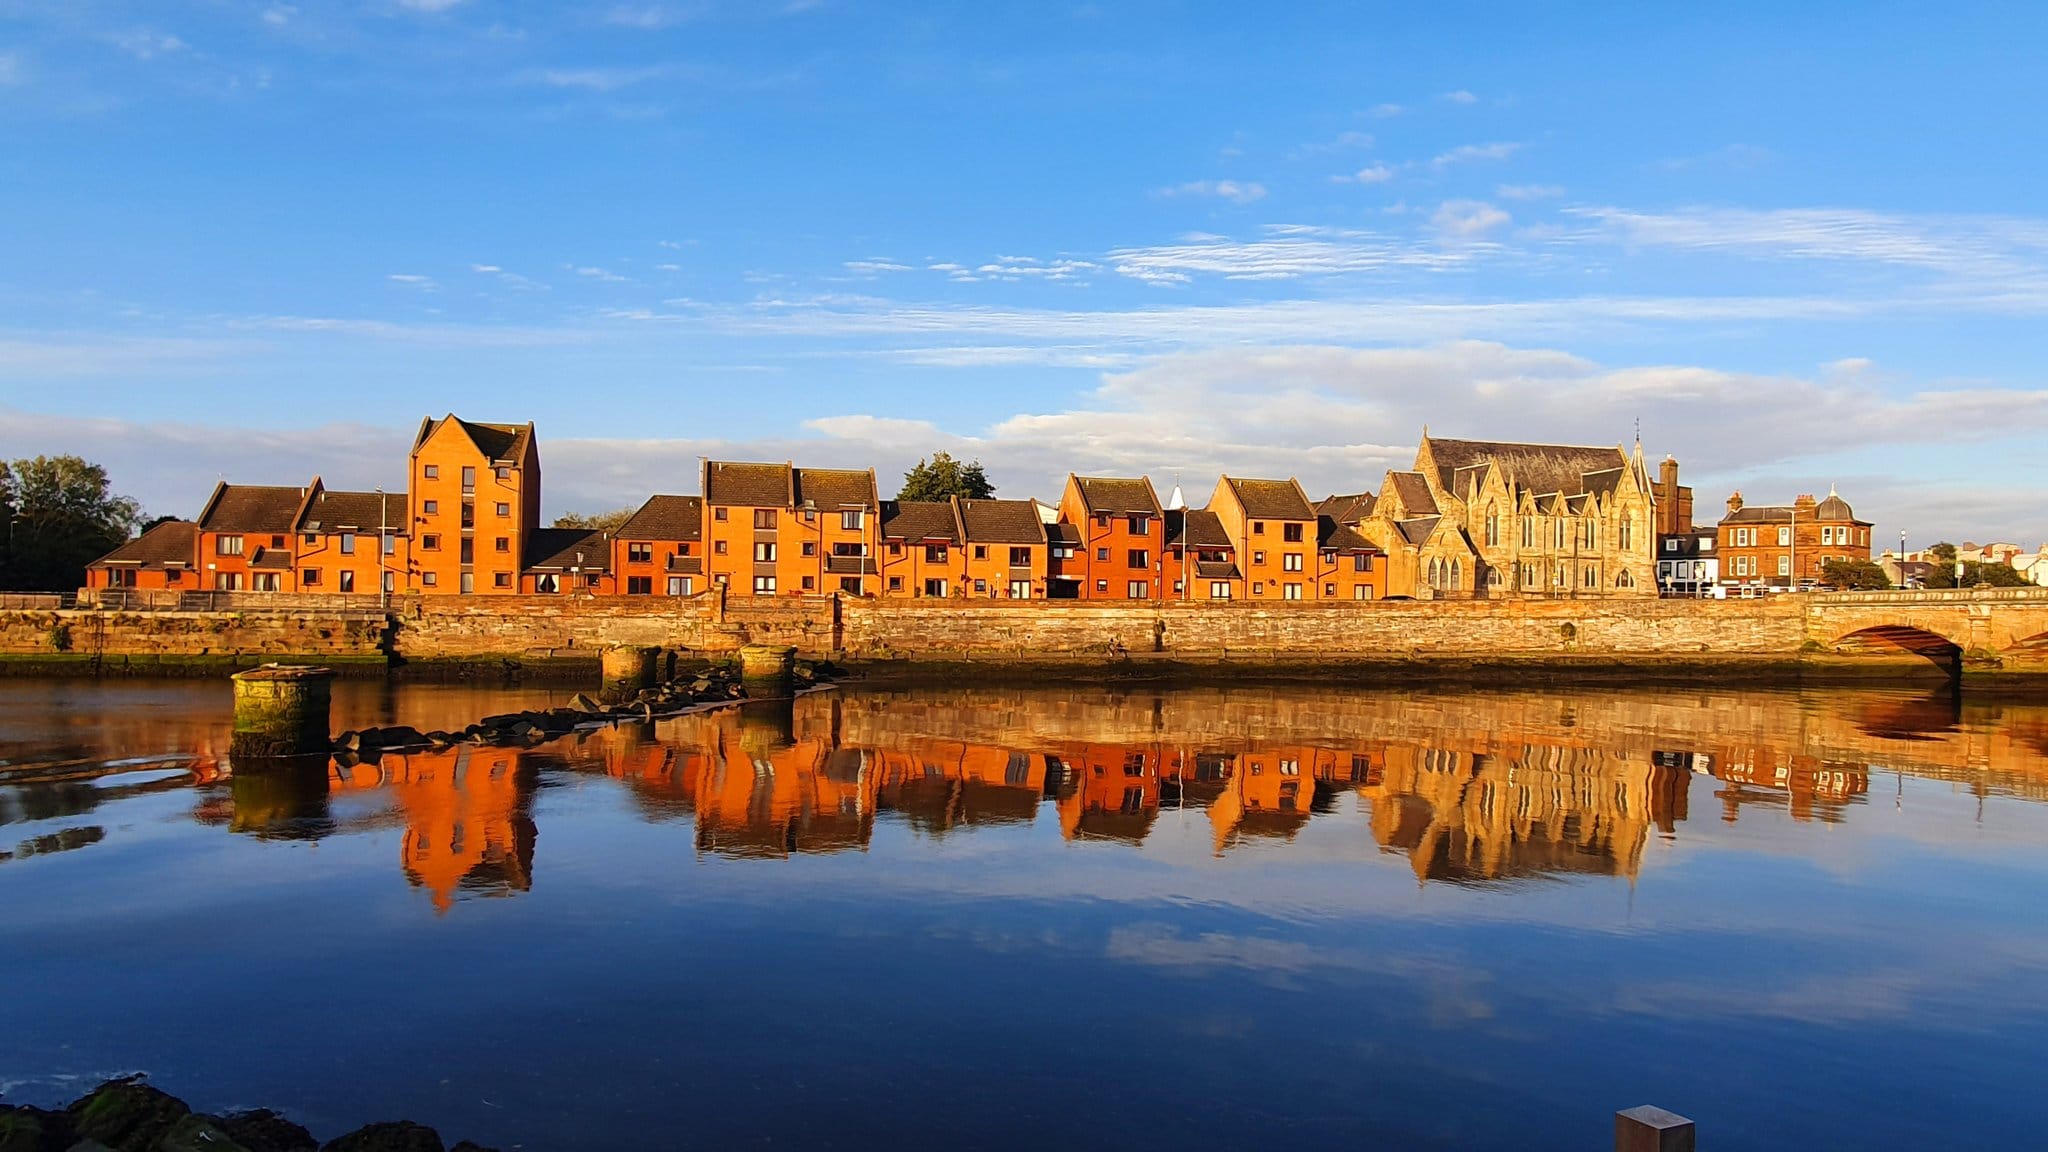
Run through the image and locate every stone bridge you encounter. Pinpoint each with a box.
[1806,588,2048,673]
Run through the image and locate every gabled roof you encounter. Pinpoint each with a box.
[524,528,609,571]
[1166,508,1232,549]
[298,488,407,533]
[959,499,1045,545]
[617,494,703,542]
[1425,435,1627,499]
[793,467,878,509]
[1070,475,1162,516]
[1047,522,1082,546]
[1316,492,1376,523]
[197,483,309,534]
[1193,558,1242,580]
[1395,516,1442,545]
[1223,476,1315,521]
[1318,517,1377,552]
[416,415,534,464]
[881,500,959,542]
[92,520,197,569]
[704,461,792,507]
[1385,472,1438,517]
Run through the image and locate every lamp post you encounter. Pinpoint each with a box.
[1899,530,1907,588]
[377,486,389,612]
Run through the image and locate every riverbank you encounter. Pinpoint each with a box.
[0,1078,496,1152]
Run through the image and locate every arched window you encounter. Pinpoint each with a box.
[1487,567,1503,588]
[1553,518,1566,549]
[1616,569,1635,589]
[1585,519,1599,549]
[1520,516,1534,548]
[1485,505,1499,547]
[1619,514,1634,551]
[1426,558,1440,588]
[1449,559,1462,589]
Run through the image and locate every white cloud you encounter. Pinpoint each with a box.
[844,259,912,275]
[117,31,187,60]
[535,67,662,91]
[1292,131,1374,157]
[1497,183,1563,200]
[1106,225,1473,284]
[1442,89,1478,104]
[397,0,467,11]
[603,4,699,28]
[575,266,630,282]
[1160,180,1268,205]
[1431,141,1521,169]
[470,264,501,273]
[1366,103,1404,119]
[1431,199,1510,238]
[1332,164,1393,185]
[387,273,437,290]
[261,6,295,27]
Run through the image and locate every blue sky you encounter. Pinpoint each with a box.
[3,1,2046,544]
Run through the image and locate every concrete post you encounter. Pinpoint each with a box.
[229,665,334,760]
[738,644,797,697]
[1615,1106,1694,1152]
[600,645,660,702]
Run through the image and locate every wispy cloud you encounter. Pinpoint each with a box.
[116,31,187,60]
[1105,226,1473,284]
[534,66,664,91]
[575,266,631,282]
[602,4,699,28]
[844,259,912,275]
[1291,130,1374,158]
[1332,164,1394,185]
[387,273,438,290]
[1159,179,1268,205]
[1497,183,1563,200]
[1366,103,1404,119]
[1431,141,1521,170]
[396,0,467,11]
[1432,199,1510,238]
[1441,89,1478,105]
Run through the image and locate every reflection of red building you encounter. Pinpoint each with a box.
[333,747,537,913]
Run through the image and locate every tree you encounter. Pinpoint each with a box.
[897,452,994,501]
[552,508,635,532]
[1819,557,1891,590]
[1930,560,2030,589]
[0,456,142,591]
[1928,541,1958,565]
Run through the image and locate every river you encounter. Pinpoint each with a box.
[2,677,2046,1150]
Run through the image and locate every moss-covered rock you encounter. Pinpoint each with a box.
[66,1078,190,1152]
[157,1114,254,1152]
[0,1104,77,1152]
[319,1121,444,1152]
[214,1110,316,1152]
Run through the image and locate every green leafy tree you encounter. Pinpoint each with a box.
[0,456,143,591]
[1819,557,1891,590]
[1927,541,1958,565]
[897,452,995,501]
[552,508,635,532]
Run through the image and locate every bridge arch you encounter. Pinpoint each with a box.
[1828,624,1964,675]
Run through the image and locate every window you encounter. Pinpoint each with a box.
[1522,564,1536,588]
[1554,519,1567,549]
[585,573,601,587]
[1126,580,1149,598]
[1324,583,1335,596]
[973,545,988,560]
[1283,522,1303,542]
[1665,539,1678,552]
[1252,550,1266,566]
[423,499,439,515]
[973,579,987,593]
[496,502,510,517]
[459,539,474,564]
[840,577,863,594]
[422,571,438,586]
[1520,516,1534,548]
[1283,553,1303,572]
[303,532,318,546]
[627,576,652,595]
[493,572,511,589]
[1617,570,1636,588]
[889,576,904,592]
[216,535,244,556]
[754,509,778,530]
[383,535,397,556]
[1126,514,1149,534]
[1009,546,1032,567]
[338,533,356,555]
[302,568,321,586]
[166,569,184,585]
[801,542,817,557]
[1485,508,1500,547]
[668,576,693,595]
[925,544,949,563]
[1353,584,1371,600]
[338,571,355,593]
[461,502,475,529]
[423,465,438,480]
[1052,545,1074,559]
[1583,565,1598,588]
[1778,556,1791,577]
[628,542,652,563]
[271,535,285,548]
[1009,579,1031,599]
[1095,546,1110,561]
[494,537,509,553]
[924,578,948,597]
[1096,579,1109,592]
[1582,520,1598,549]
[888,542,903,556]
[1353,553,1371,572]
[802,576,815,590]
[1620,515,1634,550]
[1252,522,1266,535]
[832,542,866,557]
[1322,551,1335,565]
[1210,581,1232,599]
[1127,549,1149,569]
[753,575,777,594]
[1252,581,1264,595]
[1778,526,1792,546]
[461,466,476,490]
[840,509,863,531]
[755,542,777,562]
[714,507,728,522]
[713,540,728,555]
[253,572,280,592]
[421,534,440,551]
[460,572,475,593]
[214,572,243,591]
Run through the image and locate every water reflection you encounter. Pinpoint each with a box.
[3,681,2047,911]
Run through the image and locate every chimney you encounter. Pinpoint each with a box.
[1659,456,1679,489]
[1726,491,1743,513]
[1794,493,1817,509]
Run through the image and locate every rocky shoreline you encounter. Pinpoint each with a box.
[0,1077,496,1152]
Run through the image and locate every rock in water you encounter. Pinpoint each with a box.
[568,692,601,712]
[67,1078,190,1152]
[218,1109,318,1152]
[319,1121,445,1152]
[158,1114,255,1152]
[0,1103,78,1152]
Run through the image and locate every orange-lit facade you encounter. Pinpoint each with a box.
[1210,475,1319,601]
[1717,489,1873,590]
[878,500,961,598]
[1164,508,1242,600]
[194,482,305,592]
[409,415,540,596]
[702,461,879,597]
[1315,516,1383,601]
[612,494,704,597]
[1056,475,1164,600]
[295,483,409,597]
[86,520,198,591]
[957,498,1048,599]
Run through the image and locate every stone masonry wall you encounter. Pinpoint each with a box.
[0,610,388,661]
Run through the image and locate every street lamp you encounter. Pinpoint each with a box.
[1898,529,1907,588]
[377,486,389,612]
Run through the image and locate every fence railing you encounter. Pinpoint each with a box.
[72,589,397,615]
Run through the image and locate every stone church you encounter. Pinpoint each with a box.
[1321,432,1659,598]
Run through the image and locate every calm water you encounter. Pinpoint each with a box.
[2,677,2046,1151]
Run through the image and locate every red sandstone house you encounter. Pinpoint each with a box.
[86,520,198,591]
[878,499,960,597]
[409,416,540,596]
[1716,488,1872,590]
[1165,507,1241,600]
[611,494,704,597]
[1210,476,1319,602]
[518,528,612,595]
[701,461,879,597]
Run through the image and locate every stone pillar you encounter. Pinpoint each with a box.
[738,644,797,697]
[230,665,334,760]
[737,697,797,757]
[1615,1106,1694,1152]
[600,645,659,702]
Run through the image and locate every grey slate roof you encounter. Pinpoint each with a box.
[1426,436,1626,499]
[93,520,197,568]
[704,461,792,507]
[299,489,407,533]
[882,500,959,542]
[525,528,609,571]
[1224,476,1315,521]
[1071,476,1162,516]
[1166,508,1232,549]
[618,494,703,542]
[199,484,307,534]
[958,499,1046,544]
[1385,472,1438,516]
